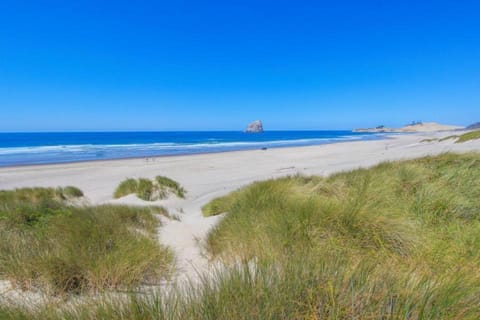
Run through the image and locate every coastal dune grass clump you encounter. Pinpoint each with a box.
[422,130,480,143]
[114,176,186,201]
[0,187,173,295]
[456,130,480,143]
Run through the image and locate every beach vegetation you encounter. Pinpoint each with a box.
[61,186,84,198]
[155,175,186,198]
[426,130,480,144]
[0,188,173,295]
[456,130,480,143]
[113,176,186,201]
[2,153,480,319]
[201,190,242,217]
[439,135,457,141]
[113,178,138,199]
[200,152,480,317]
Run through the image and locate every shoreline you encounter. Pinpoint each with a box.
[0,134,390,170]
[0,130,385,168]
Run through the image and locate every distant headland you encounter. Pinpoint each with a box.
[354,121,464,133]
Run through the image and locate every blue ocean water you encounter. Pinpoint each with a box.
[0,131,383,167]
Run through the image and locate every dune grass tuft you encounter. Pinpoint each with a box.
[421,131,480,144]
[113,176,186,201]
[0,187,174,295]
[113,178,138,199]
[60,186,84,198]
[456,130,480,143]
[155,176,186,198]
[201,190,242,217]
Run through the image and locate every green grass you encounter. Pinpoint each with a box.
[113,178,138,199]
[456,130,480,143]
[198,152,480,317]
[0,187,174,295]
[425,130,480,144]
[2,153,480,319]
[155,176,186,198]
[113,176,186,201]
[0,186,83,204]
[202,190,243,217]
[439,135,457,142]
[421,131,480,143]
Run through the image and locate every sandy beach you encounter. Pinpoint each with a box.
[1,131,480,285]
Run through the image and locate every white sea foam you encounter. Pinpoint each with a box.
[0,137,370,156]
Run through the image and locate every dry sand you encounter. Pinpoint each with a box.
[1,131,479,290]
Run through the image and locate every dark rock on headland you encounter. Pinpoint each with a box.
[245,120,264,133]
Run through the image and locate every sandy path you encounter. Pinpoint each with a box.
[1,132,479,286]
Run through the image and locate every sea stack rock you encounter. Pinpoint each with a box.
[245,120,264,133]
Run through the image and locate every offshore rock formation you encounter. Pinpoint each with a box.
[245,120,264,133]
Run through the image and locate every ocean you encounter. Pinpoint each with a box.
[0,131,384,167]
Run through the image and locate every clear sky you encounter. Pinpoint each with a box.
[1,0,479,131]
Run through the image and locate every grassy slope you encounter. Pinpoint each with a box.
[456,130,480,143]
[2,153,480,319]
[0,188,173,295]
[202,152,480,318]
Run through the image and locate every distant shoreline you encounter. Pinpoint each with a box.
[0,130,385,168]
[0,134,392,169]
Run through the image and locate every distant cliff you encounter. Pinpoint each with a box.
[245,120,264,133]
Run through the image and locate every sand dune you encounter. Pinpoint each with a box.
[398,122,463,132]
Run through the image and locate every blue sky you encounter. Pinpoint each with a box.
[0,0,479,131]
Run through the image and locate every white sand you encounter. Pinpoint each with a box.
[1,132,479,287]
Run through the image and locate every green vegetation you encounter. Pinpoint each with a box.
[2,153,480,319]
[155,176,186,198]
[202,190,242,217]
[439,135,457,142]
[422,130,480,144]
[456,130,480,143]
[0,187,173,295]
[113,176,186,201]
[200,153,480,318]
[0,186,83,204]
[61,186,84,198]
[113,178,138,199]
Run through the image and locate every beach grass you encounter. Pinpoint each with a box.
[0,188,173,295]
[198,152,480,317]
[113,176,186,201]
[155,176,186,198]
[201,190,243,217]
[113,178,138,199]
[456,130,480,143]
[423,130,480,144]
[2,153,480,319]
